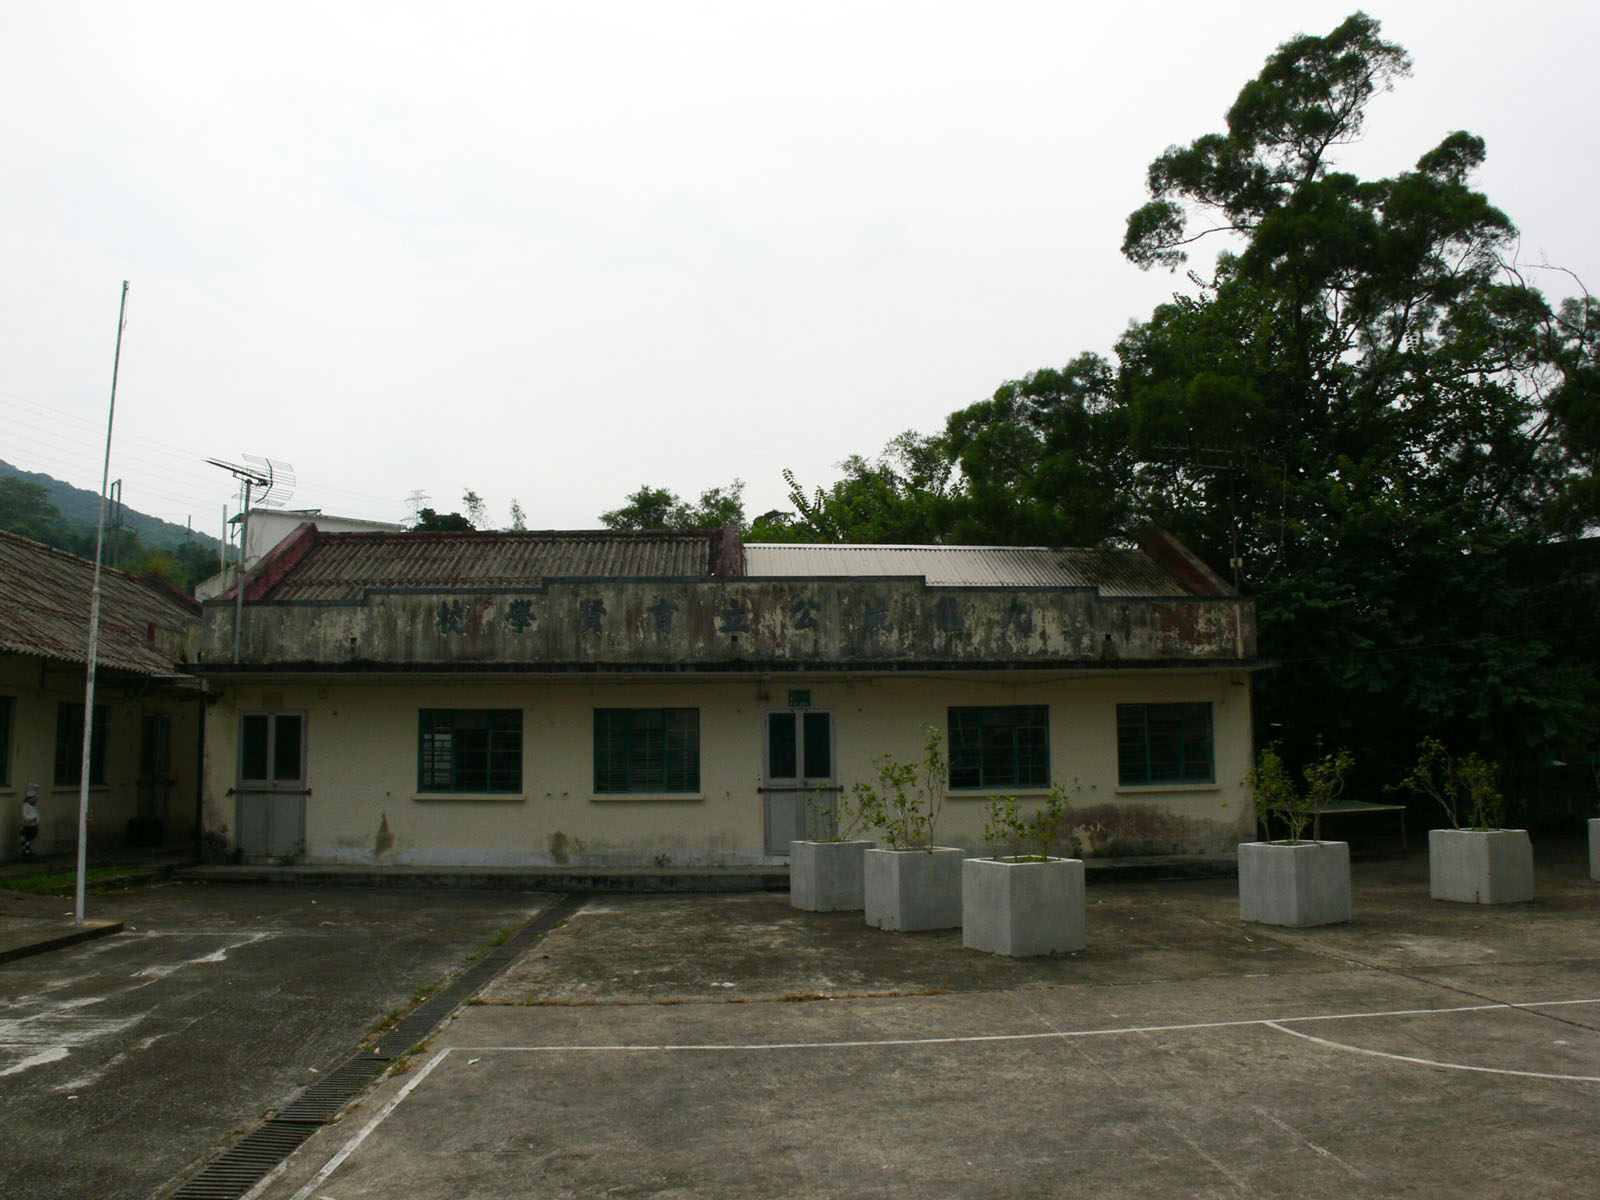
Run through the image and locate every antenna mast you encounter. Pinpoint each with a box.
[207,455,295,662]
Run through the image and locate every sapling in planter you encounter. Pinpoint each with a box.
[1396,738,1504,832]
[982,784,1074,862]
[1239,745,1354,926]
[1249,745,1353,844]
[1590,756,1600,883]
[981,796,1024,861]
[802,779,868,843]
[856,725,947,852]
[1398,738,1532,904]
[789,779,876,913]
[860,726,964,932]
[965,783,1085,956]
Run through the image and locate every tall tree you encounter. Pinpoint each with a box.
[764,432,957,543]
[944,355,1132,546]
[600,480,746,531]
[1113,13,1595,782]
[926,12,1596,790]
[0,478,67,544]
[411,508,474,531]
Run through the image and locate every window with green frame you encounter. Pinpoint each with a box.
[594,708,699,793]
[1117,702,1214,785]
[418,709,523,793]
[0,696,12,784]
[54,702,108,786]
[947,705,1049,789]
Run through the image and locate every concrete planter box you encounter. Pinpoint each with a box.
[1429,828,1534,904]
[962,856,1086,957]
[788,839,874,911]
[1238,840,1351,927]
[864,847,965,932]
[1589,819,1599,883]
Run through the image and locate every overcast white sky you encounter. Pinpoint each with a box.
[2,1,1594,539]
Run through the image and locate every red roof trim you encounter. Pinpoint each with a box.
[1138,527,1232,597]
[242,521,321,601]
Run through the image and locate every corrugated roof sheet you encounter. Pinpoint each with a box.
[0,531,200,674]
[261,530,727,601]
[742,544,1190,596]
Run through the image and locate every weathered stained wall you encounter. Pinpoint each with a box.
[198,670,1254,867]
[1,652,201,859]
[196,579,1255,670]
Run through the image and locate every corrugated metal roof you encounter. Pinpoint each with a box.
[0,531,200,675]
[262,530,727,601]
[743,544,1190,596]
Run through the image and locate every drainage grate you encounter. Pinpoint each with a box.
[274,1053,393,1124]
[164,894,584,1200]
[167,1120,317,1200]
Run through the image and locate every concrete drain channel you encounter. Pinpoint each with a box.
[167,894,584,1200]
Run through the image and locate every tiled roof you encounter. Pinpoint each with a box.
[0,531,200,675]
[243,526,1218,601]
[257,529,734,601]
[743,544,1191,596]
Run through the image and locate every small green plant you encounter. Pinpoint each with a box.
[982,796,1023,860]
[802,779,869,842]
[854,725,948,851]
[1028,782,1074,859]
[1249,746,1304,842]
[1249,745,1354,843]
[982,781,1074,861]
[1396,737,1504,830]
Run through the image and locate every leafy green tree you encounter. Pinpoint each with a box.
[761,432,957,543]
[1110,12,1596,780]
[600,480,746,530]
[411,508,474,531]
[901,12,1595,793]
[944,356,1132,546]
[0,478,67,544]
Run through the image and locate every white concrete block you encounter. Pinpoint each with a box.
[1429,828,1533,904]
[962,856,1086,957]
[1238,840,1351,926]
[789,840,873,911]
[863,847,965,932]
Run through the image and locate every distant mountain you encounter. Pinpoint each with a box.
[0,460,219,551]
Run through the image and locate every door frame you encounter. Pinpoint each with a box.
[234,710,309,859]
[761,707,837,854]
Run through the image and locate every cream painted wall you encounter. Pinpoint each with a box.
[1,653,201,859]
[200,670,1255,866]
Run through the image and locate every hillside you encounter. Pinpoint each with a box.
[0,459,219,551]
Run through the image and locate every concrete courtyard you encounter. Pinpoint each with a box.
[236,841,1599,1200]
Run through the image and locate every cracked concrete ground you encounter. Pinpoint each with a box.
[247,841,1598,1200]
[0,882,547,1200]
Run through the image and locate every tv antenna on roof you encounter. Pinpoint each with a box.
[208,454,295,510]
[207,454,296,663]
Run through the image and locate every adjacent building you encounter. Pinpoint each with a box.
[0,531,202,859]
[190,523,1262,867]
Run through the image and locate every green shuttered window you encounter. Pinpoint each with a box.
[418,709,523,793]
[594,709,699,793]
[54,702,107,787]
[947,706,1049,790]
[1117,702,1214,785]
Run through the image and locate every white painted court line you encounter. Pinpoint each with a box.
[1263,1022,1600,1084]
[275,996,1600,1196]
[448,997,1600,1055]
[276,1048,454,1200]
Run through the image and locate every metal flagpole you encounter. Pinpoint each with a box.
[76,281,130,926]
